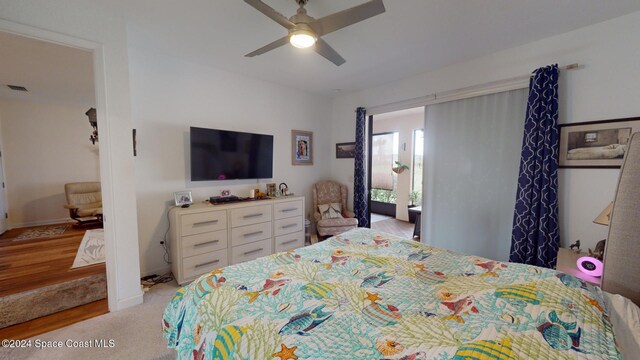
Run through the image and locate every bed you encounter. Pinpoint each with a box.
[163,134,640,359]
[163,228,625,359]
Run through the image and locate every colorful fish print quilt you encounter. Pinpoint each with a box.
[163,228,621,359]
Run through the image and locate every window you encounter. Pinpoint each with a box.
[371,132,398,203]
[411,129,423,206]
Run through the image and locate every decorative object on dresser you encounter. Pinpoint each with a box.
[168,196,305,284]
[266,183,277,197]
[173,190,193,208]
[559,117,640,168]
[312,180,358,238]
[291,129,313,165]
[279,182,289,196]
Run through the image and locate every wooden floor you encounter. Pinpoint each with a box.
[371,217,416,239]
[0,223,106,297]
[0,299,109,340]
[0,223,108,338]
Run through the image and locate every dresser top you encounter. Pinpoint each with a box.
[171,195,304,214]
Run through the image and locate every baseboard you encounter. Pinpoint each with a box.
[10,218,73,229]
[115,291,144,310]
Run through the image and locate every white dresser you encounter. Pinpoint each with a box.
[169,196,305,284]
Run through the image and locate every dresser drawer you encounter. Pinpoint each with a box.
[230,205,272,227]
[274,200,303,220]
[274,216,303,237]
[275,231,304,253]
[182,249,228,283]
[230,221,272,247]
[231,239,272,265]
[181,210,227,236]
[181,229,228,258]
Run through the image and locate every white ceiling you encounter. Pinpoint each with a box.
[118,0,640,96]
[0,31,94,105]
[2,1,640,104]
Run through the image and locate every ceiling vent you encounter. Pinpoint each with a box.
[7,85,28,92]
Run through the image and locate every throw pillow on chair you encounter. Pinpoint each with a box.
[318,203,342,219]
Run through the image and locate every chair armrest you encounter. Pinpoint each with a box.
[64,204,79,210]
[313,212,322,223]
[343,210,355,218]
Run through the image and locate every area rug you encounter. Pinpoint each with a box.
[71,229,105,269]
[14,224,68,240]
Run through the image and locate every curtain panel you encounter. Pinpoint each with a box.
[509,64,560,268]
[353,107,369,228]
[424,89,527,260]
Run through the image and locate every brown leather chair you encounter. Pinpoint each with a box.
[312,180,358,238]
[64,182,102,227]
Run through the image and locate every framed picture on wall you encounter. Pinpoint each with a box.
[336,142,356,158]
[559,117,640,168]
[291,130,313,165]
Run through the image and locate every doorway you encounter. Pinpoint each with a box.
[0,30,108,339]
[368,107,425,239]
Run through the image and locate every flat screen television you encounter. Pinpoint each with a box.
[190,127,274,181]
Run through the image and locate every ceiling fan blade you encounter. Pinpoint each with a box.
[309,0,385,36]
[314,38,346,66]
[245,36,290,57]
[244,0,295,29]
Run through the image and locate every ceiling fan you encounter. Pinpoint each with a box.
[244,0,386,66]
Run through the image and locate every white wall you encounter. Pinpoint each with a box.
[128,45,333,276]
[0,0,143,310]
[331,11,640,253]
[372,112,423,221]
[0,100,99,227]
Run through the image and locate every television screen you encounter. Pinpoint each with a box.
[190,127,273,181]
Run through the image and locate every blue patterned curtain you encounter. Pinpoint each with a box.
[509,65,560,268]
[354,107,369,228]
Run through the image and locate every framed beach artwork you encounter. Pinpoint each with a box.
[336,142,356,159]
[291,130,313,165]
[559,117,640,168]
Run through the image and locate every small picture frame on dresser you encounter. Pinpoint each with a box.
[174,190,193,207]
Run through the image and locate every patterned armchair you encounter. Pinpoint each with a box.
[312,180,358,238]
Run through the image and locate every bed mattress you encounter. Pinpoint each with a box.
[163,228,621,359]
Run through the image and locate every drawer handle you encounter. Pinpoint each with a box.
[243,231,263,237]
[281,223,297,229]
[193,220,218,226]
[281,208,298,212]
[243,213,263,218]
[194,240,219,247]
[281,239,298,245]
[243,248,264,256]
[195,259,220,268]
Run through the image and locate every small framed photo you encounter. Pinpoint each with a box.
[291,130,313,165]
[174,190,193,206]
[336,142,356,158]
[559,117,640,168]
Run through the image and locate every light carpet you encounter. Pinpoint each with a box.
[1,281,179,360]
[14,225,68,241]
[71,229,105,269]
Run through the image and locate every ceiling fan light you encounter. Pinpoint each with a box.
[290,30,316,48]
